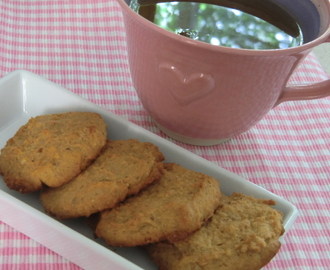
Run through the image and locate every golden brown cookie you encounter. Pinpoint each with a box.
[0,112,107,193]
[40,139,165,219]
[147,192,285,270]
[94,163,221,247]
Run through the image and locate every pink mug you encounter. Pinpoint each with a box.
[117,0,330,145]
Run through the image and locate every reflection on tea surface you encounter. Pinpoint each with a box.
[130,0,304,50]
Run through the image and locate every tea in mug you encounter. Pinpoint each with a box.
[130,0,304,50]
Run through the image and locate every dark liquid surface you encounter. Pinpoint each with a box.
[130,0,304,50]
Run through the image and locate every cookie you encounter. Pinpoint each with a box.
[94,163,221,247]
[40,139,165,219]
[147,193,285,270]
[0,112,107,193]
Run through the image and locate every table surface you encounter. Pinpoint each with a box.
[0,1,329,270]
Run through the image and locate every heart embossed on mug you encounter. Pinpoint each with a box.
[159,62,215,105]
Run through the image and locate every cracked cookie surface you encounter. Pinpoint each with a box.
[94,163,221,247]
[147,192,285,270]
[0,112,107,193]
[40,139,165,219]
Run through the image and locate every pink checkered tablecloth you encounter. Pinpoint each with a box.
[0,1,329,270]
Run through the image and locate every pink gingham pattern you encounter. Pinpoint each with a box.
[0,1,329,269]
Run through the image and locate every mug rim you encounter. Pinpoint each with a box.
[118,0,330,56]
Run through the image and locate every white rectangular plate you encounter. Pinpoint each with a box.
[0,70,298,270]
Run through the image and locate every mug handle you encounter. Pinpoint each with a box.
[274,78,330,107]
[274,38,330,107]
